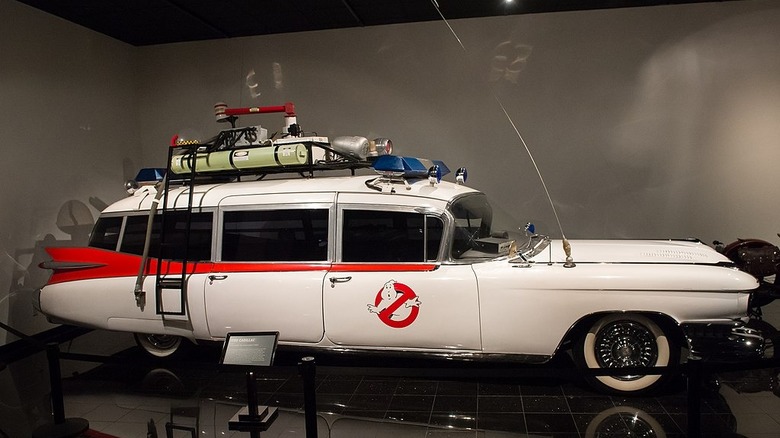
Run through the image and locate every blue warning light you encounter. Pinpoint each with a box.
[372,156,450,179]
[134,168,166,183]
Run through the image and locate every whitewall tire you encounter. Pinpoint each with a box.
[134,333,183,358]
[577,313,677,394]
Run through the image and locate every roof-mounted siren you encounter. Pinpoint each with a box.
[455,167,468,185]
[370,138,393,157]
[330,136,394,161]
[428,165,443,186]
[214,101,299,136]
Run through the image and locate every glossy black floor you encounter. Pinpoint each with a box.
[41,342,780,438]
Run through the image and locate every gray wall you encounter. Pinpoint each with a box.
[2,0,780,347]
[0,1,140,431]
[0,0,140,344]
[136,1,780,246]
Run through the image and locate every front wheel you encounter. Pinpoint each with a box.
[134,333,184,358]
[576,314,678,395]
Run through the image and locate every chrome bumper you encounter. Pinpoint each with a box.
[682,321,765,361]
[32,288,42,313]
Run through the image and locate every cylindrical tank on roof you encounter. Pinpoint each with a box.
[170,143,309,174]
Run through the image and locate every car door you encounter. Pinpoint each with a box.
[324,196,481,352]
[204,194,334,343]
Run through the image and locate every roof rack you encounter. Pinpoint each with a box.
[165,102,392,184]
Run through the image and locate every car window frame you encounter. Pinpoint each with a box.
[216,202,335,263]
[336,203,447,263]
[89,210,216,261]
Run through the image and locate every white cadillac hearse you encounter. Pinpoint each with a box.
[36,103,765,394]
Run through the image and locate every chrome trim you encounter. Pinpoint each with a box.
[216,201,334,262]
[682,320,765,361]
[32,288,42,312]
[38,261,106,270]
[509,233,551,265]
[335,200,449,263]
[279,345,553,364]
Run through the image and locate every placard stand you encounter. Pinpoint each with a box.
[220,332,280,438]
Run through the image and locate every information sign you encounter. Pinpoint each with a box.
[219,331,279,367]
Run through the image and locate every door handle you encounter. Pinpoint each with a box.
[329,276,352,288]
[208,275,228,285]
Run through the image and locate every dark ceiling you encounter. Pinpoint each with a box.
[17,0,735,46]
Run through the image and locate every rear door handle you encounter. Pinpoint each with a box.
[329,276,352,287]
[208,275,228,284]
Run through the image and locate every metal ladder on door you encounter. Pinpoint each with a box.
[155,139,199,316]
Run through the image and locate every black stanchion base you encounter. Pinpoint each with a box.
[228,406,278,432]
[32,417,89,438]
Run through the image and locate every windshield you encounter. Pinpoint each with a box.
[450,194,498,259]
[449,193,543,261]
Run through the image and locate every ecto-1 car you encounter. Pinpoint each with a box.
[35,103,766,394]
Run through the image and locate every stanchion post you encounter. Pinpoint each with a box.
[31,342,90,438]
[298,356,318,438]
[246,370,261,438]
[46,343,66,424]
[687,355,702,438]
[246,370,259,416]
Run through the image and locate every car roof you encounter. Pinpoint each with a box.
[103,174,481,214]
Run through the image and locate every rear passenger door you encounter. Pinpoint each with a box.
[204,194,334,343]
[324,196,481,351]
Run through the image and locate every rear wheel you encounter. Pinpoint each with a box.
[576,314,678,394]
[134,333,183,358]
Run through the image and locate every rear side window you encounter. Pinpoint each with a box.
[89,217,123,250]
[222,209,329,262]
[119,212,213,261]
[342,210,443,262]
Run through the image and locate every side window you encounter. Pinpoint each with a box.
[342,210,443,262]
[221,209,329,262]
[119,212,213,261]
[89,216,123,250]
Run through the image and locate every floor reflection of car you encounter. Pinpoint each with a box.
[81,376,686,438]
[35,104,768,395]
[55,349,780,438]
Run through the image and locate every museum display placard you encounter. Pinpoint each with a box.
[219,331,279,367]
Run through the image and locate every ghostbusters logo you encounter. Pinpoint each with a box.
[367,280,421,328]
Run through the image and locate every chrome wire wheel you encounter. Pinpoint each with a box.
[579,314,675,394]
[585,406,666,438]
[134,333,183,358]
[594,320,659,381]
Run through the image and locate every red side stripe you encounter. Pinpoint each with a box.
[42,247,439,285]
[44,247,214,285]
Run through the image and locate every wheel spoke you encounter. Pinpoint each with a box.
[595,320,658,381]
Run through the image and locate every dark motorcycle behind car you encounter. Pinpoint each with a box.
[716,233,780,309]
[715,234,780,397]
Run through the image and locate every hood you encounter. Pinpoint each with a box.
[533,239,731,265]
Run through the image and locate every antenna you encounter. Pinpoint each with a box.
[429,0,575,267]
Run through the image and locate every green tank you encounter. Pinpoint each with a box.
[170,143,309,174]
